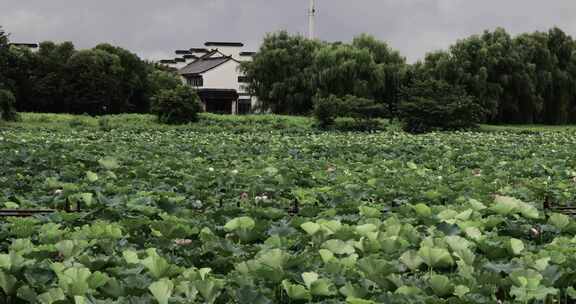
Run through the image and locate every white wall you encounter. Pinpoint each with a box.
[202,60,241,91]
[201,60,259,110]
[175,46,258,112]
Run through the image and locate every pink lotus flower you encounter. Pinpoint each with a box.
[174,239,193,246]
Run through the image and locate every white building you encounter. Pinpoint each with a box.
[160,42,256,115]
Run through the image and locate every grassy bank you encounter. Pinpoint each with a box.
[2,113,315,133]
[480,124,576,133]
[2,113,401,133]
[4,113,576,135]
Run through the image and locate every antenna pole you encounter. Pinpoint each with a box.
[308,0,316,39]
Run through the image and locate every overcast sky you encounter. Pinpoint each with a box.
[2,0,576,62]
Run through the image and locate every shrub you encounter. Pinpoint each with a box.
[68,116,90,128]
[313,94,388,128]
[313,95,342,127]
[399,79,483,133]
[147,69,182,96]
[98,116,113,132]
[151,85,203,124]
[0,89,18,121]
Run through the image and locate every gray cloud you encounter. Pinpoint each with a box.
[2,0,576,62]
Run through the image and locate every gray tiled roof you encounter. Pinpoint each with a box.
[179,57,231,75]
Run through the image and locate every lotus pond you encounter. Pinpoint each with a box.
[1,116,576,303]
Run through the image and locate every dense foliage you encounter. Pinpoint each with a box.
[398,79,482,133]
[0,89,18,121]
[0,27,180,116]
[240,31,322,115]
[351,35,406,115]
[313,43,378,98]
[416,27,576,125]
[5,25,576,128]
[0,28,17,122]
[147,70,182,97]
[241,32,405,117]
[313,94,387,128]
[0,27,10,89]
[26,42,76,113]
[94,44,152,113]
[63,49,126,115]
[151,85,203,124]
[1,114,576,303]
[244,28,576,128]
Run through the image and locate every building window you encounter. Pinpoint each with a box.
[187,76,203,87]
[238,99,251,115]
[238,76,249,83]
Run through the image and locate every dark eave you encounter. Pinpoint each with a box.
[197,89,239,101]
[240,51,256,56]
[159,59,176,64]
[9,43,39,48]
[190,48,210,53]
[176,50,192,55]
[183,54,198,59]
[205,42,244,47]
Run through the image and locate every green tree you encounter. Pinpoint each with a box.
[0,89,18,121]
[63,49,124,115]
[147,68,182,97]
[541,28,576,124]
[151,85,202,124]
[4,45,37,112]
[240,31,322,114]
[399,79,482,133]
[95,43,151,112]
[352,34,406,114]
[419,27,576,124]
[0,27,184,116]
[26,41,76,112]
[0,26,9,89]
[352,34,404,65]
[313,43,378,99]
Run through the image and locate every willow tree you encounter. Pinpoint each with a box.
[0,27,9,89]
[541,28,576,124]
[352,34,406,115]
[313,43,378,99]
[240,31,322,114]
[418,27,576,124]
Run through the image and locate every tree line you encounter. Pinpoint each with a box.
[0,26,186,121]
[241,32,405,116]
[242,27,576,130]
[3,26,576,129]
